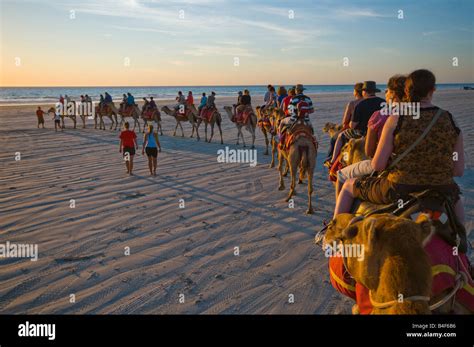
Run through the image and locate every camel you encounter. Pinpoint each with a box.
[196,107,223,144]
[223,106,256,149]
[160,105,198,137]
[141,108,163,135]
[322,122,343,139]
[277,120,318,214]
[340,137,368,167]
[325,212,473,314]
[94,104,119,130]
[267,107,288,169]
[255,106,275,156]
[48,107,77,129]
[324,213,433,314]
[118,104,141,132]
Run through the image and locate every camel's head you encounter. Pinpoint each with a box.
[340,138,368,166]
[322,122,342,137]
[324,213,433,290]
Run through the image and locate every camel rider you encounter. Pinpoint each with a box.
[201,91,216,118]
[142,97,150,113]
[149,97,157,110]
[174,91,186,112]
[280,84,314,131]
[281,87,295,116]
[99,94,105,108]
[59,95,64,105]
[207,91,216,108]
[186,91,194,106]
[126,93,135,107]
[198,93,207,113]
[235,90,252,122]
[104,92,113,104]
[262,84,272,109]
[233,91,243,115]
[80,95,85,103]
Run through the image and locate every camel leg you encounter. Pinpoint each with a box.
[286,161,296,202]
[61,117,65,129]
[173,122,179,136]
[82,116,86,129]
[263,131,269,156]
[190,122,195,138]
[306,167,314,214]
[196,120,201,141]
[283,159,289,176]
[217,122,223,144]
[114,115,118,130]
[278,151,285,191]
[205,123,208,142]
[209,123,215,143]
[269,136,276,168]
[136,117,141,133]
[251,129,255,149]
[241,130,246,147]
[73,117,77,129]
[179,122,185,137]
[236,127,241,145]
[94,116,98,129]
[158,120,163,135]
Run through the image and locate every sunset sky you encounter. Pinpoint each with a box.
[1,0,473,86]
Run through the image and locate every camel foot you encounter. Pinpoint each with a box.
[221,141,223,144]
[251,145,255,149]
[264,151,269,155]
[306,208,314,215]
[298,179,303,184]
[285,196,292,202]
[269,163,275,168]
[278,185,285,191]
[283,172,288,177]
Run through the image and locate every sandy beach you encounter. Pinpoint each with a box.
[0,89,473,314]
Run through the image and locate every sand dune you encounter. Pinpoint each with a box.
[0,90,472,314]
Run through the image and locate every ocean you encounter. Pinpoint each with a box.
[0,84,473,106]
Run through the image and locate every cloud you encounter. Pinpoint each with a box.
[107,25,177,35]
[183,45,256,57]
[336,8,390,18]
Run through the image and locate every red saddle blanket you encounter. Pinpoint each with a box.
[234,108,252,125]
[201,107,215,122]
[143,108,159,120]
[257,117,271,129]
[279,124,317,151]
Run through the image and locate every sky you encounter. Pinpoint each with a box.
[0,0,473,86]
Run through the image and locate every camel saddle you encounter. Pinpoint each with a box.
[201,107,215,122]
[121,104,136,116]
[279,123,317,151]
[144,108,159,120]
[257,116,271,129]
[234,106,253,125]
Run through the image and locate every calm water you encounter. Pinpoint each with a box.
[1,84,473,105]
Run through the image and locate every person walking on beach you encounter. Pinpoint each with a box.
[51,109,62,132]
[119,121,138,175]
[36,106,45,128]
[142,124,162,176]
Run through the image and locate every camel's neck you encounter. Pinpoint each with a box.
[372,255,431,314]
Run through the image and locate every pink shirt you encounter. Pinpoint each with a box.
[368,110,389,140]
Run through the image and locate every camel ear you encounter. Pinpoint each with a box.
[415,213,434,246]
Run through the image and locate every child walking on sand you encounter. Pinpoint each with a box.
[142,124,161,176]
[51,109,62,132]
[119,122,138,175]
[36,106,45,128]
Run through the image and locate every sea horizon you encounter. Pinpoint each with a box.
[1,83,473,106]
